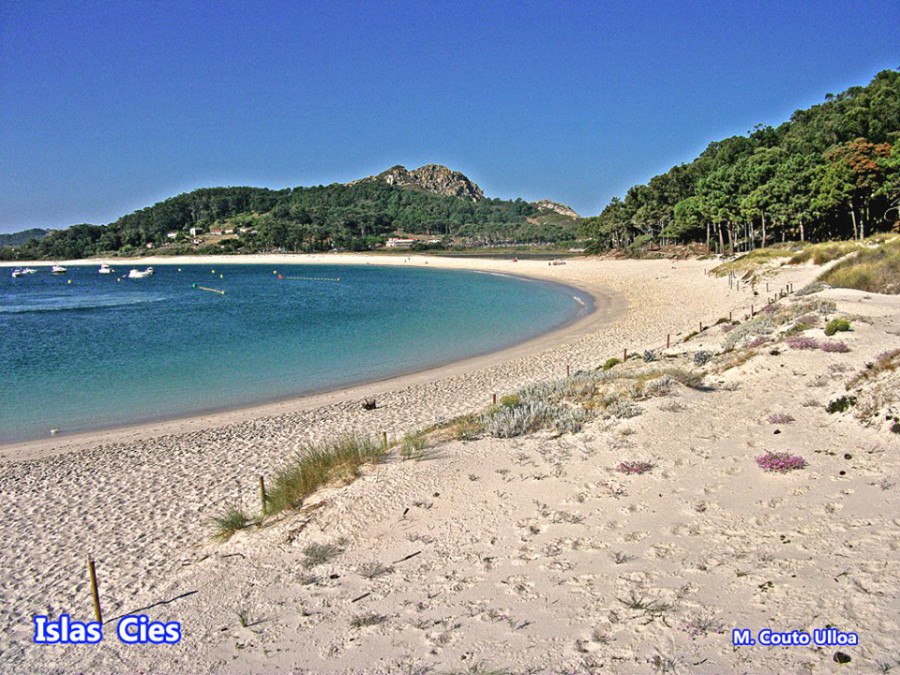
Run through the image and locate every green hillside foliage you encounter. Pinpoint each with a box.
[4,182,577,260]
[580,69,900,254]
[0,228,50,247]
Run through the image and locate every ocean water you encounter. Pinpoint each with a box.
[0,263,589,442]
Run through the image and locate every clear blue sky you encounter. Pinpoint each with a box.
[1,0,897,232]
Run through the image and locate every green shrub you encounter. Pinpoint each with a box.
[824,318,851,336]
[603,357,621,370]
[500,394,521,408]
[826,395,857,414]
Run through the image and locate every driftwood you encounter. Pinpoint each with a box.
[362,397,377,410]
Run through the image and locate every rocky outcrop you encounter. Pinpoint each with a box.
[354,164,485,202]
[532,200,580,218]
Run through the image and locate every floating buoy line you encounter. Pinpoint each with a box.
[192,283,225,295]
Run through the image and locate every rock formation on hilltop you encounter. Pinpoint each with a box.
[355,164,485,202]
[532,200,580,218]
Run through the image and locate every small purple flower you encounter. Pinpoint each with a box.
[616,461,654,475]
[747,337,770,349]
[767,413,795,424]
[820,340,850,353]
[756,451,807,473]
[787,336,820,350]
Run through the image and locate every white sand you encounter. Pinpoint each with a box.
[1,254,897,673]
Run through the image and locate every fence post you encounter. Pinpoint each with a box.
[87,558,102,624]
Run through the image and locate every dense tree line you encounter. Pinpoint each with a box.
[580,69,900,254]
[3,181,576,260]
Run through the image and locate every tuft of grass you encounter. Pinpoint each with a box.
[350,613,387,628]
[266,436,385,514]
[603,357,622,370]
[210,504,254,541]
[824,318,852,336]
[450,414,484,441]
[767,413,795,424]
[499,394,521,408]
[358,562,393,579]
[399,431,428,460]
[711,248,795,276]
[756,451,807,472]
[818,239,900,294]
[789,240,865,266]
[616,461,655,475]
[301,541,345,568]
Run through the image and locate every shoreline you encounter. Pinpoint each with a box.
[0,254,621,461]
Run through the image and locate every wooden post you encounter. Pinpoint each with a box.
[623,348,627,362]
[87,558,102,624]
[729,311,732,322]
[259,476,266,514]
[492,393,497,406]
[666,334,670,348]
[751,304,754,316]
[382,431,388,453]
[700,321,703,332]
[566,364,570,378]
[766,282,769,292]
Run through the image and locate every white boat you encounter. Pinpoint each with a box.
[98,264,113,274]
[10,267,36,278]
[127,267,154,279]
[51,264,67,274]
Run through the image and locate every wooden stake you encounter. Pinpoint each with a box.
[666,334,670,348]
[729,311,732,322]
[259,476,266,514]
[492,393,497,406]
[751,304,754,316]
[566,364,570,378]
[623,348,628,362]
[382,431,388,453]
[87,558,102,624]
[700,321,703,332]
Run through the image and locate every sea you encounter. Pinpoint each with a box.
[0,263,590,443]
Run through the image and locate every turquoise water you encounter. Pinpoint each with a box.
[0,263,589,442]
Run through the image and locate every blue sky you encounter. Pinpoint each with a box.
[1,0,897,232]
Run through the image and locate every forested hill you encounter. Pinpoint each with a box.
[1,167,579,261]
[0,229,49,247]
[580,69,900,254]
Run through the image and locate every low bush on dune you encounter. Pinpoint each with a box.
[755,451,807,473]
[789,240,865,266]
[820,340,851,353]
[824,318,852,336]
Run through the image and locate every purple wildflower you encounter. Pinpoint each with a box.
[820,340,850,353]
[787,336,820,350]
[616,461,655,475]
[755,451,807,473]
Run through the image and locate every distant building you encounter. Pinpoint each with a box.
[166,231,178,239]
[385,238,417,249]
[189,227,203,237]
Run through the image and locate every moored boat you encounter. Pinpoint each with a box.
[51,264,67,274]
[98,264,113,274]
[127,267,154,279]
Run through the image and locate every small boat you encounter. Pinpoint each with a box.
[127,267,154,279]
[51,264,67,274]
[11,268,23,278]
[98,264,113,274]
[22,267,37,274]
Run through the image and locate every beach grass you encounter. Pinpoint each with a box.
[210,504,254,541]
[818,238,900,294]
[266,436,385,514]
[711,247,796,277]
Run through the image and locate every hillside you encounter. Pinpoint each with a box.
[0,167,580,261]
[0,228,49,247]
[580,69,900,254]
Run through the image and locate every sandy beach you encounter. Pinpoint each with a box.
[1,253,897,673]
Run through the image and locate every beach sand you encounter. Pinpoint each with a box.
[0,254,897,673]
